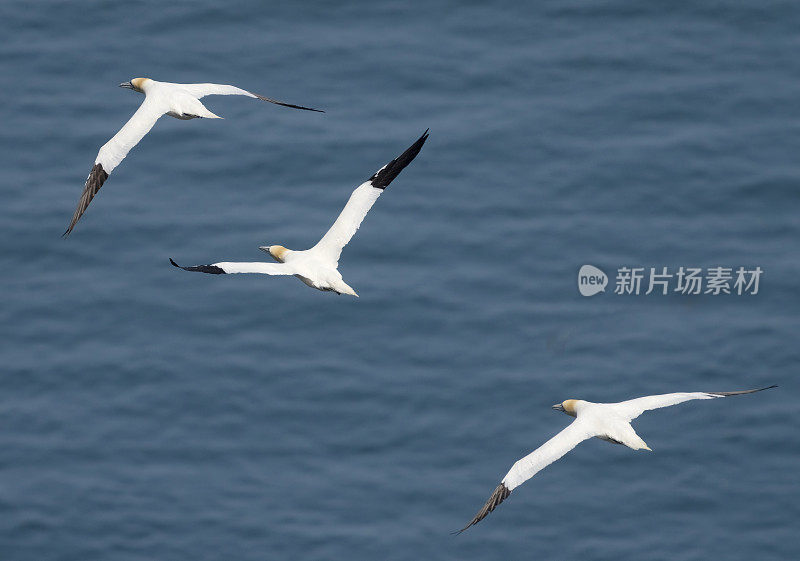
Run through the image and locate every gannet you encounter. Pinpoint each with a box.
[170,130,429,296]
[64,77,323,236]
[457,385,777,533]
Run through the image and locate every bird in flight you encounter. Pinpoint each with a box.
[64,77,322,236]
[170,130,429,296]
[457,385,777,533]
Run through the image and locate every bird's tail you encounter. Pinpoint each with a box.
[334,281,358,297]
[193,99,223,119]
[199,109,223,119]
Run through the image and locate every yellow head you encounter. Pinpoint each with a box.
[119,77,151,93]
[260,245,289,263]
[552,399,580,417]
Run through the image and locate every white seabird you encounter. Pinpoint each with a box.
[457,385,777,533]
[64,77,322,236]
[170,130,429,296]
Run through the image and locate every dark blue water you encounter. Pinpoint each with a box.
[1,1,799,559]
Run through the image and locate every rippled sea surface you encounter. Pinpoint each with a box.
[1,1,799,559]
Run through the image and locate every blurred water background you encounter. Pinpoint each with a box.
[1,1,799,559]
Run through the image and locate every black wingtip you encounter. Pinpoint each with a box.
[454,482,510,535]
[277,101,324,113]
[282,104,324,113]
[709,385,778,397]
[169,258,226,274]
[369,129,429,190]
[252,93,325,113]
[65,163,109,238]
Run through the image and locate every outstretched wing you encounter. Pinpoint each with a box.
[64,96,167,236]
[456,419,597,533]
[310,130,429,264]
[614,385,777,421]
[170,258,295,276]
[178,83,323,112]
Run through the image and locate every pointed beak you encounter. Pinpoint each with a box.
[258,246,270,254]
[552,403,565,412]
[119,81,134,89]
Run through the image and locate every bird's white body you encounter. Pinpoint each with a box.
[283,251,355,295]
[171,131,429,297]
[459,386,776,532]
[213,246,357,296]
[65,77,321,236]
